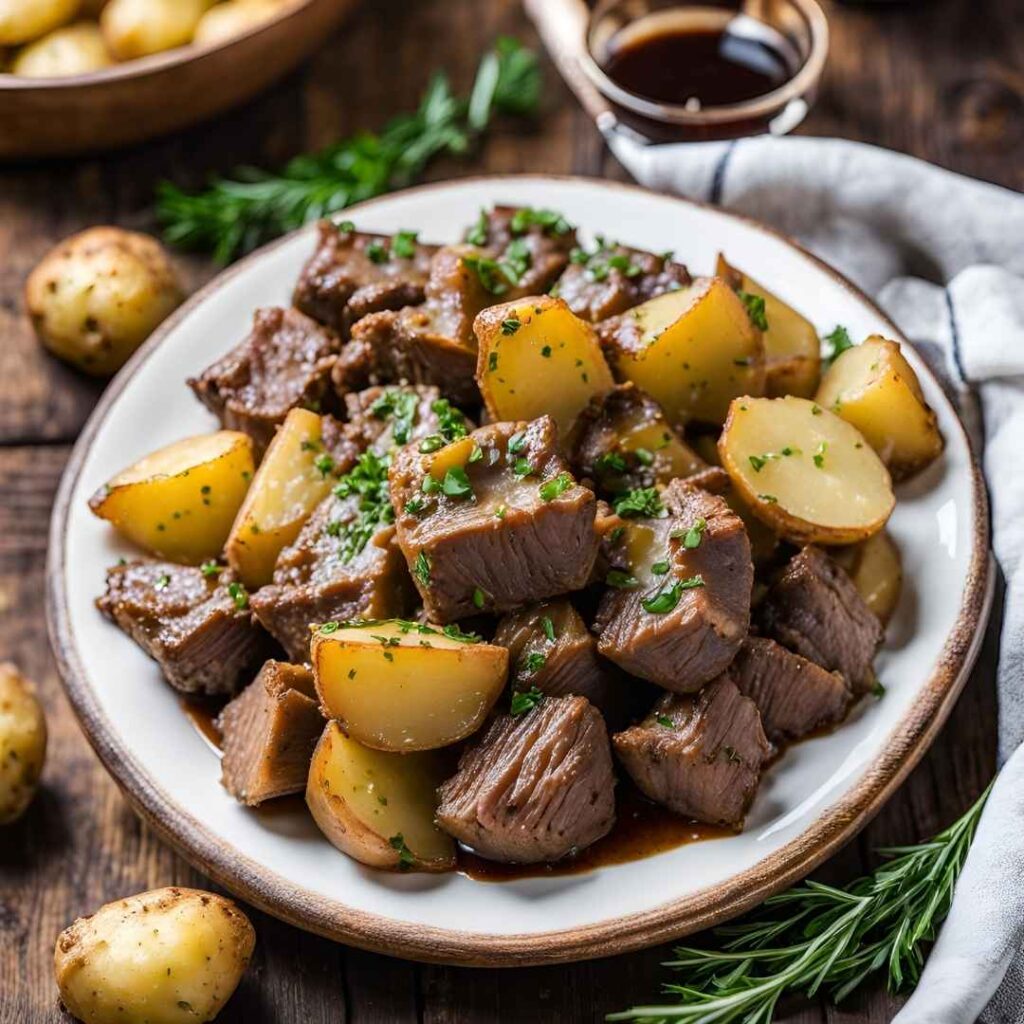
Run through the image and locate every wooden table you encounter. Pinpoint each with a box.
[2,0,1019,1020]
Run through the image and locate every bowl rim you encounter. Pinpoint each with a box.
[45,173,993,967]
[0,0,321,90]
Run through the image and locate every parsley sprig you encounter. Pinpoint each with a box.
[610,782,992,1023]
[157,38,541,261]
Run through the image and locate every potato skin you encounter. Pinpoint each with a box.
[25,227,183,377]
[0,663,47,825]
[54,887,255,1024]
[0,0,80,46]
[11,21,113,76]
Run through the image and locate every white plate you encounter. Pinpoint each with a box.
[47,176,991,966]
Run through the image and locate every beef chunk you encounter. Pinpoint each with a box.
[97,561,271,697]
[250,487,413,663]
[464,205,577,296]
[613,677,770,828]
[188,306,342,454]
[595,480,752,692]
[555,241,691,322]
[436,695,615,863]
[334,309,480,409]
[759,546,883,695]
[217,661,323,806]
[572,384,706,496]
[728,637,850,742]
[390,416,599,622]
[494,599,632,726]
[293,220,436,334]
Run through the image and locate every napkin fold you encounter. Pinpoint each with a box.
[609,133,1024,1023]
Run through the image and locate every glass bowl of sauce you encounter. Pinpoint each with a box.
[581,0,829,142]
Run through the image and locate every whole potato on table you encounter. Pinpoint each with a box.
[101,0,213,60]
[25,226,183,377]
[0,662,47,825]
[55,887,255,1024]
[12,21,113,77]
[0,0,80,47]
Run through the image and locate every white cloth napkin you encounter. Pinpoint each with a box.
[610,133,1024,1023]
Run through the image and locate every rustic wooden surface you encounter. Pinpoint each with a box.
[1,0,1019,1020]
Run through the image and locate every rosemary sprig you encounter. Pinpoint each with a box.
[156,37,540,262]
[610,782,992,1024]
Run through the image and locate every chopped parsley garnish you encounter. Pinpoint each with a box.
[369,387,420,445]
[464,239,533,294]
[613,487,665,519]
[595,451,628,475]
[500,317,522,335]
[318,621,341,634]
[468,444,484,464]
[392,230,418,259]
[413,551,431,586]
[442,467,473,499]
[431,398,469,442]
[758,493,778,504]
[155,573,171,591]
[737,290,768,331]
[404,497,426,515]
[541,345,552,358]
[509,206,573,237]
[607,525,625,545]
[200,561,221,578]
[823,324,854,364]
[419,435,445,453]
[872,677,886,698]
[365,239,389,264]
[642,575,704,614]
[494,504,507,519]
[473,587,487,609]
[814,441,828,468]
[524,652,547,674]
[539,472,573,502]
[488,351,498,372]
[388,833,415,870]
[634,447,654,467]
[227,581,249,610]
[332,451,395,562]
[675,517,707,549]
[421,475,441,495]
[466,208,489,246]
[512,457,534,477]
[651,561,670,575]
[606,569,640,589]
[510,686,545,715]
[442,624,482,644]
[313,453,335,478]
[656,714,674,729]
[541,616,556,642]
[337,220,355,233]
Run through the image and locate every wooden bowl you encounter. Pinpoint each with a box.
[0,0,360,160]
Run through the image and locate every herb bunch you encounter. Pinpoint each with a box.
[610,783,991,1024]
[157,37,540,262]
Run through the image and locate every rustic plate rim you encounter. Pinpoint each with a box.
[46,173,993,967]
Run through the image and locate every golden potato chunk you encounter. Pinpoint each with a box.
[0,663,47,825]
[306,721,456,872]
[226,409,339,589]
[89,430,255,564]
[815,335,944,480]
[11,22,113,77]
[25,227,184,377]
[311,619,508,751]
[54,887,254,1024]
[718,395,895,545]
[603,277,765,426]
[833,530,903,624]
[0,0,79,46]
[474,296,615,440]
[716,254,820,398]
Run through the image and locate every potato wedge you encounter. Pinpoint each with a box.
[604,277,765,426]
[475,296,614,439]
[312,619,508,751]
[89,431,254,565]
[0,663,47,825]
[815,335,944,480]
[226,408,338,588]
[306,721,456,872]
[718,395,895,545]
[833,531,903,624]
[716,254,820,398]
[54,887,254,1024]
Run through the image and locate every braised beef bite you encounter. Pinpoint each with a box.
[554,240,691,322]
[389,415,599,623]
[436,694,615,863]
[97,561,272,697]
[250,456,414,663]
[759,546,883,696]
[494,599,632,726]
[293,220,436,335]
[728,636,851,743]
[188,306,342,455]
[343,385,470,456]
[573,383,706,496]
[595,480,752,692]
[613,676,770,828]
[217,661,323,806]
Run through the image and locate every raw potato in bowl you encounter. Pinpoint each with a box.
[100,0,214,60]
[11,22,113,76]
[0,0,79,46]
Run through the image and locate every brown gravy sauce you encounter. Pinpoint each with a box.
[181,699,224,754]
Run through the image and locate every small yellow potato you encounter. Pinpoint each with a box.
[89,430,255,564]
[11,22,112,76]
[100,0,212,60]
[54,887,255,1024]
[716,254,820,398]
[815,335,944,480]
[718,395,895,546]
[833,530,903,624]
[0,663,47,825]
[194,0,295,46]
[307,721,456,872]
[604,277,765,427]
[0,0,79,47]
[312,619,508,751]
[226,409,338,589]
[474,296,615,440]
[25,227,184,377]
